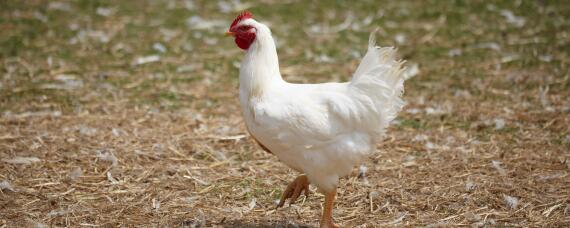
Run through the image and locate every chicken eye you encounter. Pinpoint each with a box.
[237,26,254,32]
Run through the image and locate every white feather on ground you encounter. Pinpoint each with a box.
[0,180,15,192]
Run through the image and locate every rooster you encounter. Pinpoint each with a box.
[225,11,406,228]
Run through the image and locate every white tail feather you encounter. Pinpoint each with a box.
[349,32,406,137]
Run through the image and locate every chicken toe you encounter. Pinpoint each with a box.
[277,175,310,208]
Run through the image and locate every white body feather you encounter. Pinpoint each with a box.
[238,19,405,192]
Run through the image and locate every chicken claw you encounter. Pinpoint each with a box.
[277,175,310,208]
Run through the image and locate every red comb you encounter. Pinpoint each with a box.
[230,11,253,29]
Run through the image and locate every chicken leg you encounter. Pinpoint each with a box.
[277,175,310,208]
[320,188,339,228]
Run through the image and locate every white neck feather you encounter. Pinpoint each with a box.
[239,22,283,101]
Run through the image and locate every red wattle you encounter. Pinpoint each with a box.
[235,33,256,50]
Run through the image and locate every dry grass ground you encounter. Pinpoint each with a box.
[1,0,569,227]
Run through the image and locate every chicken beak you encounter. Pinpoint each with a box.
[224,31,235,37]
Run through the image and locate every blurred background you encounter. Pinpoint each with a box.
[1,0,569,227]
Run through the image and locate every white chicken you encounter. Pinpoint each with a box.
[225,11,406,228]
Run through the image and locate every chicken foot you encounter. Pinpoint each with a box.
[276,175,310,208]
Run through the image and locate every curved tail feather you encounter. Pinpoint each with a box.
[349,32,406,137]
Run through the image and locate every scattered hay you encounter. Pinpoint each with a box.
[1,0,568,227]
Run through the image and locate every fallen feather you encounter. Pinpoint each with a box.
[412,134,428,142]
[403,63,420,79]
[425,142,436,150]
[48,209,70,217]
[385,212,407,225]
[491,160,507,176]
[448,48,462,57]
[152,42,167,53]
[500,10,525,28]
[69,167,82,181]
[465,180,476,192]
[186,15,226,30]
[474,42,501,51]
[406,108,421,114]
[394,33,406,45]
[501,54,520,63]
[248,198,256,211]
[152,143,164,152]
[494,118,505,130]
[96,7,115,17]
[315,54,334,63]
[134,55,161,65]
[78,125,97,136]
[111,128,121,137]
[0,180,15,192]
[97,150,118,166]
[48,2,71,11]
[217,1,232,13]
[34,11,48,23]
[358,165,367,178]
[70,30,111,44]
[183,0,195,10]
[539,55,552,62]
[306,13,355,34]
[454,89,471,98]
[152,198,161,210]
[503,195,518,209]
[159,28,181,42]
[3,156,41,165]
